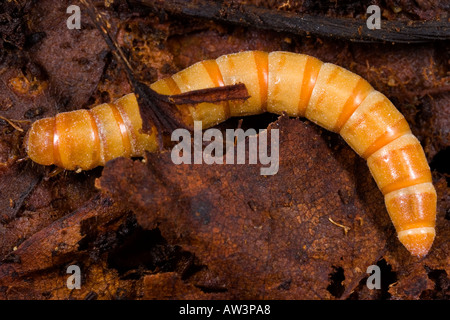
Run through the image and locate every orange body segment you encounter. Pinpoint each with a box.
[334,78,374,132]
[305,63,373,132]
[299,56,323,115]
[267,52,321,116]
[384,182,436,257]
[254,51,269,111]
[87,110,102,166]
[384,183,436,231]
[54,110,99,170]
[26,94,158,171]
[367,134,432,195]
[203,60,231,120]
[109,103,132,158]
[340,91,412,157]
[114,93,157,156]
[361,117,411,160]
[25,51,437,257]
[216,51,268,116]
[172,59,229,127]
[90,103,129,164]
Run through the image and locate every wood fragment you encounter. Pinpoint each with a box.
[0,116,25,132]
[135,0,450,43]
[167,83,249,105]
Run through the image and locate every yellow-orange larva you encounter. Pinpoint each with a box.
[25,51,437,257]
[25,94,159,171]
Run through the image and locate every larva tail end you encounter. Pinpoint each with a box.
[397,227,435,258]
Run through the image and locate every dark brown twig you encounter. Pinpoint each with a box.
[166,83,249,105]
[134,0,450,43]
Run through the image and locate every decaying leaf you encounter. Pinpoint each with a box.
[98,116,399,299]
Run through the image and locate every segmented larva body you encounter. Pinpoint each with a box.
[25,51,437,257]
[25,94,159,171]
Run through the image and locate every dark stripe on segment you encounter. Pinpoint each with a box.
[202,59,230,119]
[254,51,268,112]
[115,102,138,156]
[164,77,181,95]
[87,110,102,166]
[381,174,433,195]
[335,78,373,132]
[299,57,322,115]
[110,103,132,157]
[362,118,411,160]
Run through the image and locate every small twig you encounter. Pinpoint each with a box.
[329,217,351,235]
[0,116,26,132]
[166,83,249,105]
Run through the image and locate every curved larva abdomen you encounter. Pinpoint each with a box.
[26,51,436,257]
[25,94,158,170]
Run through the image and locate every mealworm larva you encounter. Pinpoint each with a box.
[25,94,159,171]
[25,51,437,257]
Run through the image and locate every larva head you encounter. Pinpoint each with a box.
[24,117,55,166]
